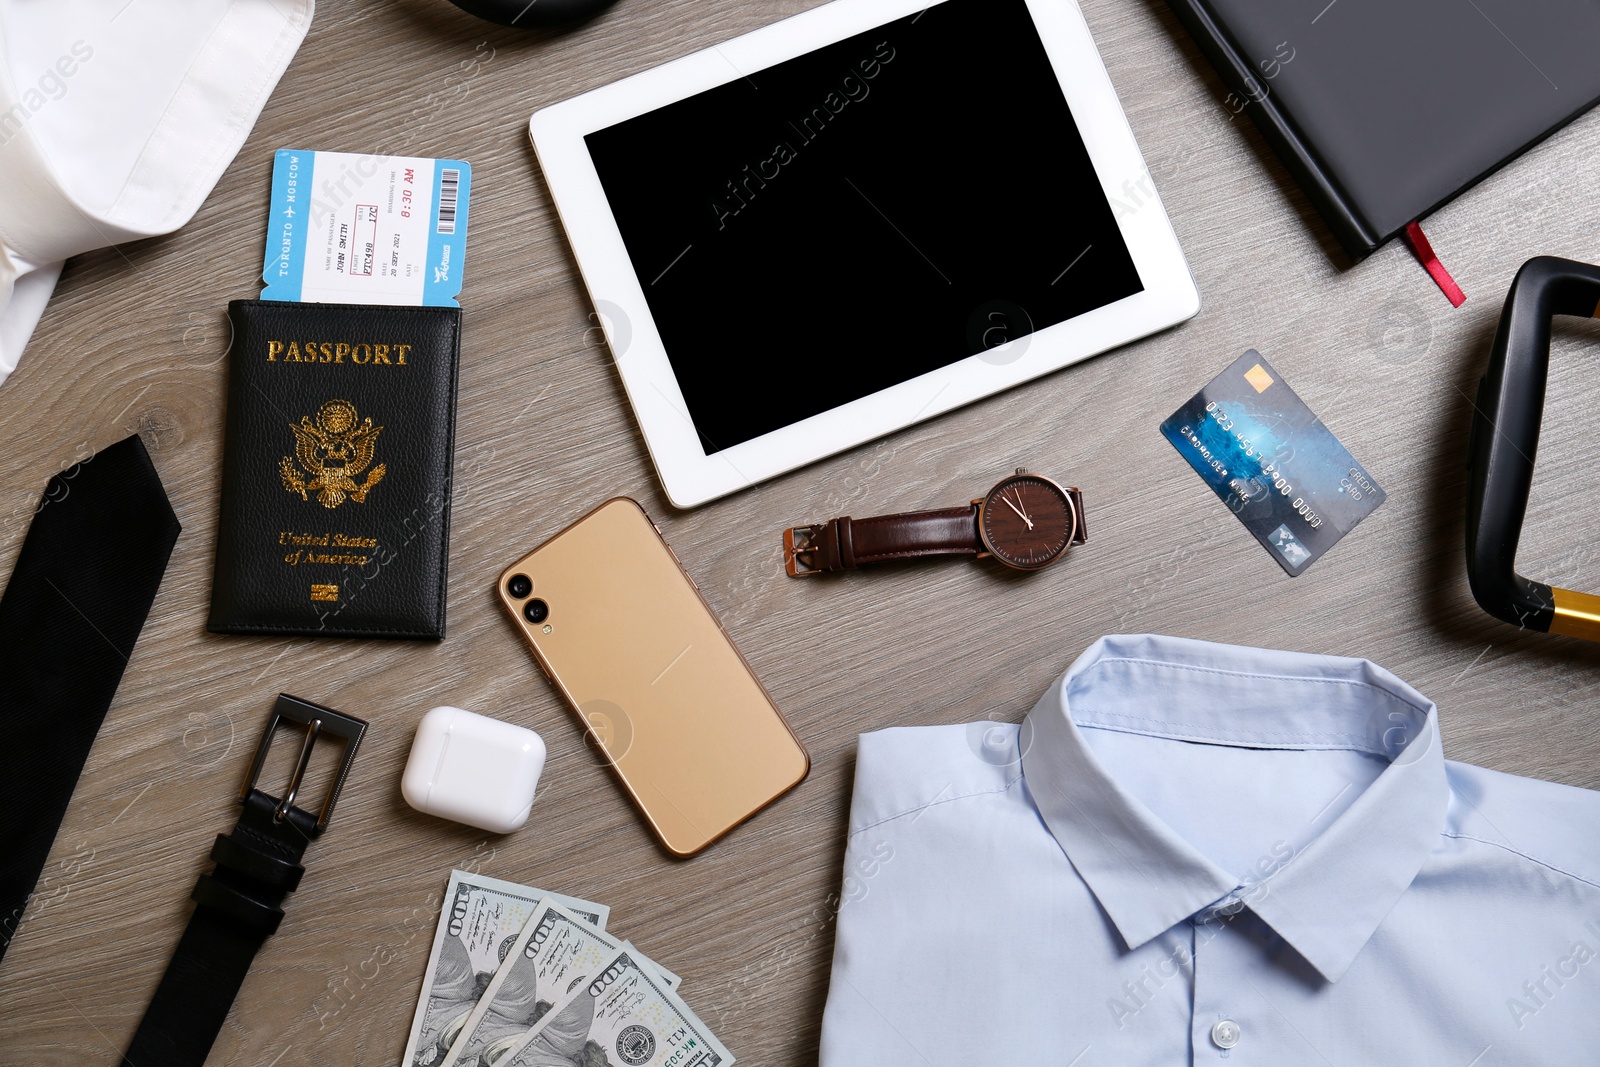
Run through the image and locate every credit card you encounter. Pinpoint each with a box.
[261,149,470,306]
[1160,350,1385,577]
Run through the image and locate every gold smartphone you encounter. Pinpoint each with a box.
[498,497,809,856]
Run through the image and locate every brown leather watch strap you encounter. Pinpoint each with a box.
[786,506,980,575]
[1065,488,1088,545]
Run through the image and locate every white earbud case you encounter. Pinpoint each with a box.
[401,706,546,833]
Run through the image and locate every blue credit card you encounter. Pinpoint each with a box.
[1160,350,1385,576]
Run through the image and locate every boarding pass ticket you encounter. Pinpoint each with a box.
[261,149,471,306]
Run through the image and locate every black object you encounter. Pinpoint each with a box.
[445,0,620,27]
[523,598,549,623]
[124,695,366,1067]
[1164,0,1600,261]
[1466,256,1600,641]
[208,300,462,639]
[0,435,180,969]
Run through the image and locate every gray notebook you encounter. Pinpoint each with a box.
[1165,0,1600,259]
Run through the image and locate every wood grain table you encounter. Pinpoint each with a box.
[5,1,1600,1064]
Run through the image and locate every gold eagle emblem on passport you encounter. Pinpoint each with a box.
[280,399,387,509]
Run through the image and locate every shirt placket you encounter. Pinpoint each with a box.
[1189,899,1253,1064]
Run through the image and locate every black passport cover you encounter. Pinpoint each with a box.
[208,300,460,639]
[1164,0,1600,260]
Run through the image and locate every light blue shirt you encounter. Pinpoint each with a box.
[818,634,1600,1065]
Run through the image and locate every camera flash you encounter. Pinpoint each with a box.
[542,624,553,633]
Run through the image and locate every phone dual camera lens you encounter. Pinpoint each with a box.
[506,574,549,623]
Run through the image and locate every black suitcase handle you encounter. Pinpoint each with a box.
[1466,256,1600,641]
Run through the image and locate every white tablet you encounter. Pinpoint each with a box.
[530,0,1198,507]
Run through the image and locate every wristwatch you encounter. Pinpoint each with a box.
[784,469,1086,576]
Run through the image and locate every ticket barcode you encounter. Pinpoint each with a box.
[437,168,460,234]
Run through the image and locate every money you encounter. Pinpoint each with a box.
[441,897,678,1067]
[496,945,734,1067]
[402,871,610,1067]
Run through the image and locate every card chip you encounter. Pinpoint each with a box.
[1244,364,1275,393]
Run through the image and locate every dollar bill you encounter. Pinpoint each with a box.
[439,898,676,1067]
[402,872,610,1067]
[496,944,733,1067]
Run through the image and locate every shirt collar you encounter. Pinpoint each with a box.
[1021,634,1448,983]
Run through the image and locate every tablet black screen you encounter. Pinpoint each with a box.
[584,0,1142,454]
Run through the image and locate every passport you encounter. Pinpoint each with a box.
[208,300,461,638]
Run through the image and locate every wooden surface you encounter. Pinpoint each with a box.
[5,0,1600,1063]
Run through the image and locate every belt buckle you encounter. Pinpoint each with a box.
[241,694,368,835]
[784,524,824,577]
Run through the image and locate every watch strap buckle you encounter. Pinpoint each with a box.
[784,524,828,577]
[242,694,367,834]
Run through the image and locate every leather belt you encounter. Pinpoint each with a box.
[123,695,366,1067]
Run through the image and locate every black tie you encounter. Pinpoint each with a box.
[0,434,181,967]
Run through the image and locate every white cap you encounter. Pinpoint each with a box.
[401,707,546,833]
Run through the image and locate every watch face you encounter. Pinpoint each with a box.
[980,474,1075,569]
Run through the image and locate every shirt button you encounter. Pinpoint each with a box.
[1211,1019,1241,1049]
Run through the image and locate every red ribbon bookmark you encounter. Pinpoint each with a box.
[1402,220,1466,307]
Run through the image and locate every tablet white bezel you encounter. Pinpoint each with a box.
[530,0,1198,508]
